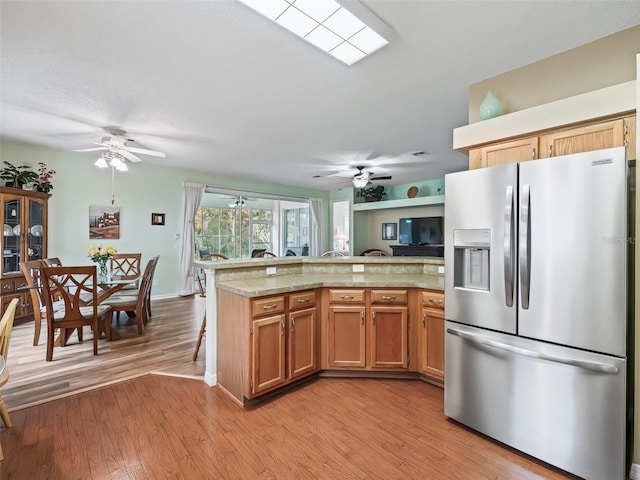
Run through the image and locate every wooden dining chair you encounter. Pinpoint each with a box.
[40,266,113,361]
[321,250,345,257]
[192,253,228,361]
[0,298,19,428]
[20,260,68,346]
[362,249,390,256]
[101,256,159,335]
[41,257,63,267]
[110,253,142,291]
[194,253,228,297]
[253,251,277,258]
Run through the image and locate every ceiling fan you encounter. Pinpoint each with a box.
[75,134,166,170]
[351,165,392,188]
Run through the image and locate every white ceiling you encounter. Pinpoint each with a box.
[1,1,639,191]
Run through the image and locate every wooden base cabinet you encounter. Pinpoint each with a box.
[419,290,444,384]
[215,289,319,403]
[326,289,409,371]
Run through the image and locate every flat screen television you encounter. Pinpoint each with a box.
[398,217,443,245]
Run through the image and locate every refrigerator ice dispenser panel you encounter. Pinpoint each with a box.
[453,229,490,291]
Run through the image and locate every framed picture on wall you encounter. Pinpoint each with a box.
[382,223,397,240]
[152,213,165,226]
[89,205,121,239]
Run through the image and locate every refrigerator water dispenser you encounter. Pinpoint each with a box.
[453,229,490,291]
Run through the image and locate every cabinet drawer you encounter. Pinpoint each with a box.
[371,289,408,305]
[422,290,444,309]
[1,279,16,294]
[251,296,285,318]
[329,289,365,304]
[288,290,316,311]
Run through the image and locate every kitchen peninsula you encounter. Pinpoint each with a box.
[195,256,445,405]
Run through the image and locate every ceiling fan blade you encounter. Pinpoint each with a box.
[118,150,142,163]
[125,146,166,158]
[370,175,392,181]
[74,147,107,152]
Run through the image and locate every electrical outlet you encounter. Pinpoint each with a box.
[266,267,277,275]
[438,266,445,274]
[352,264,364,273]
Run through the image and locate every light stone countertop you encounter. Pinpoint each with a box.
[215,273,443,298]
[195,256,445,298]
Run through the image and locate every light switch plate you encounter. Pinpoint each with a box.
[352,264,365,273]
[266,267,277,275]
[438,266,445,274]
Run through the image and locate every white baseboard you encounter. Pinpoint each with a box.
[629,463,640,479]
[204,371,217,386]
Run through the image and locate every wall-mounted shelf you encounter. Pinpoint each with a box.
[353,195,444,212]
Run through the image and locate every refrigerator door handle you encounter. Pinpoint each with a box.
[446,327,619,375]
[519,183,531,309]
[503,185,515,307]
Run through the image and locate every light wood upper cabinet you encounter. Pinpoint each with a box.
[539,118,626,158]
[469,136,538,169]
[469,114,636,170]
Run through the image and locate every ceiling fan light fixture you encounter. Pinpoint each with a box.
[94,157,108,168]
[115,162,128,172]
[353,176,369,188]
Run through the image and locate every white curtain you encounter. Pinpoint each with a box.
[178,181,205,296]
[308,198,324,256]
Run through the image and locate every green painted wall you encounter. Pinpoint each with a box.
[0,140,329,296]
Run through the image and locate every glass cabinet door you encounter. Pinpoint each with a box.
[2,195,22,275]
[27,198,46,262]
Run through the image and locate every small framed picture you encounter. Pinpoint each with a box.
[151,213,165,226]
[382,222,397,240]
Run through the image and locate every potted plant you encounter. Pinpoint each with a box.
[36,162,56,193]
[361,184,386,202]
[0,161,39,189]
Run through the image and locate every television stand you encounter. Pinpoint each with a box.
[390,245,444,257]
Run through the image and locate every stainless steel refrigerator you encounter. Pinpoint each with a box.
[444,147,628,480]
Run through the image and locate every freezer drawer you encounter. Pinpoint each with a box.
[444,321,625,480]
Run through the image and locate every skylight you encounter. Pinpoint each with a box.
[239,0,389,66]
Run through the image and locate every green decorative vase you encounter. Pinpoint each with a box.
[479,90,502,120]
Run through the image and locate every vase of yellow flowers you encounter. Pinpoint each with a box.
[88,244,117,282]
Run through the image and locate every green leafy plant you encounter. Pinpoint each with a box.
[0,161,39,188]
[361,184,386,201]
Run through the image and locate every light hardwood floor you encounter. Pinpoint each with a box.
[2,295,206,411]
[1,375,578,479]
[0,296,581,479]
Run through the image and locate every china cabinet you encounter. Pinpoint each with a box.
[0,186,48,319]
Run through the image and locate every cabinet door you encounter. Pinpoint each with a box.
[420,307,444,381]
[539,119,624,158]
[251,314,286,395]
[370,306,408,368]
[2,194,23,276]
[470,137,538,169]
[26,197,47,262]
[328,306,366,368]
[288,307,317,380]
